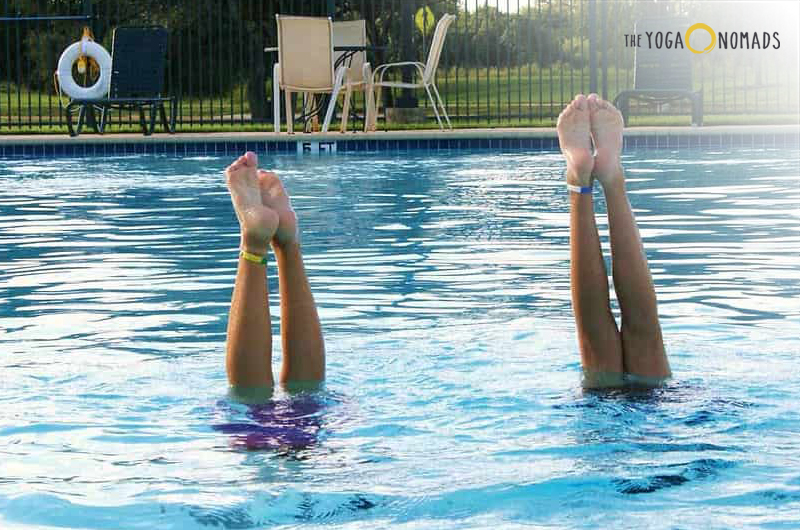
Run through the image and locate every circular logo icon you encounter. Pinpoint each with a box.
[685,23,716,54]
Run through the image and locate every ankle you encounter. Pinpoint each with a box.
[592,151,623,185]
[241,234,269,256]
[272,239,301,257]
[566,166,593,188]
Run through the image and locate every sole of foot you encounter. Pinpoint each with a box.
[225,152,278,253]
[587,94,625,187]
[557,94,594,188]
[257,169,299,248]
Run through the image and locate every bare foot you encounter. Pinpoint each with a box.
[225,152,279,254]
[257,169,299,249]
[557,94,594,187]
[588,94,625,187]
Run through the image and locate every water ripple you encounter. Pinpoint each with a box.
[1,148,799,528]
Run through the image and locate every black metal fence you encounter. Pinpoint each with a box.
[1,0,797,131]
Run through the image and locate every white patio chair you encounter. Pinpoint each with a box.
[366,13,455,131]
[332,20,373,133]
[272,15,347,134]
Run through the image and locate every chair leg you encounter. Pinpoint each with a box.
[322,90,337,133]
[273,63,281,133]
[369,85,382,132]
[362,63,373,133]
[76,105,87,135]
[431,83,452,129]
[66,102,78,137]
[340,85,353,133]
[303,93,316,133]
[99,105,108,133]
[285,90,294,134]
[138,107,147,134]
[147,104,157,136]
[83,105,100,133]
[158,103,168,132]
[364,86,374,132]
[159,99,177,133]
[323,68,346,133]
[424,84,444,130]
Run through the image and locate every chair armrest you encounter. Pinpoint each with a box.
[373,61,425,84]
[374,61,425,70]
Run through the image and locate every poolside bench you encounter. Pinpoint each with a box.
[66,26,176,137]
[613,18,703,126]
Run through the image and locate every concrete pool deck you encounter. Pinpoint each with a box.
[1,124,798,145]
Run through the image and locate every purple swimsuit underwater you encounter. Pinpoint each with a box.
[214,394,326,451]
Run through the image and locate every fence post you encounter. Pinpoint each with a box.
[588,0,597,94]
[82,0,93,34]
[396,1,417,107]
[600,0,607,99]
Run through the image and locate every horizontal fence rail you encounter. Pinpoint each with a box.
[1,0,797,132]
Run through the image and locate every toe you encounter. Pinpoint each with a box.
[244,151,257,167]
[574,94,588,110]
[257,170,279,189]
[227,156,246,173]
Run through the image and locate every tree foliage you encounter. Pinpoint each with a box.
[2,0,612,116]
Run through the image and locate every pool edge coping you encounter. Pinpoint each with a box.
[1,124,799,145]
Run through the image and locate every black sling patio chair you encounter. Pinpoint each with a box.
[613,18,703,126]
[66,26,176,137]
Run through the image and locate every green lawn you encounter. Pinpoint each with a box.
[2,113,796,135]
[1,64,797,133]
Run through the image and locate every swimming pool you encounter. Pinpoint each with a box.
[1,146,799,528]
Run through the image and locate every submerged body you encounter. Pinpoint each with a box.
[213,393,327,451]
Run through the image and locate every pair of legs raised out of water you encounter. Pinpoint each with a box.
[557,93,671,387]
[224,153,324,397]
[223,94,670,393]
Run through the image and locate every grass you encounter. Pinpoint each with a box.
[1,113,795,135]
[1,64,798,134]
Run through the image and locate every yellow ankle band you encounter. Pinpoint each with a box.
[240,250,267,265]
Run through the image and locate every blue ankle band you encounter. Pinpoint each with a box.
[567,184,592,194]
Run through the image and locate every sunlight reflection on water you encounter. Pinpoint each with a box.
[0,148,798,528]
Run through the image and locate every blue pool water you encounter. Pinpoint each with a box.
[1,147,799,528]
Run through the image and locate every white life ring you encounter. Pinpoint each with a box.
[56,40,112,100]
